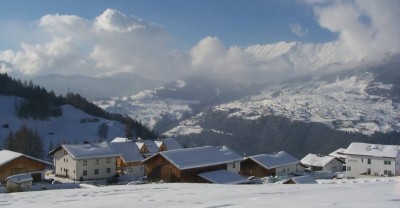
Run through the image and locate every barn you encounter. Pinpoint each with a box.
[0,150,52,183]
[142,146,243,183]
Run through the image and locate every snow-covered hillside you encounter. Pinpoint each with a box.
[0,178,398,208]
[0,96,126,147]
[165,72,400,136]
[94,89,198,129]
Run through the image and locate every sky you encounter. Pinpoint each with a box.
[0,0,399,81]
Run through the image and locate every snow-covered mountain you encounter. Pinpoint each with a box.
[165,60,400,137]
[94,76,263,131]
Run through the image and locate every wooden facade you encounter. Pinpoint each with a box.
[240,158,276,177]
[144,154,227,183]
[0,156,47,183]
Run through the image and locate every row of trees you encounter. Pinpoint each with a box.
[3,125,44,159]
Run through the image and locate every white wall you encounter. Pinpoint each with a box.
[346,155,397,178]
[124,165,145,177]
[275,163,300,176]
[323,159,344,172]
[226,161,241,173]
[54,148,76,179]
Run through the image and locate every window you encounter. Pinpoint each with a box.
[107,158,111,163]
[107,168,111,173]
[367,159,371,164]
[361,158,364,162]
[347,166,351,171]
[384,160,391,165]
[232,163,236,168]
[95,169,99,175]
[83,160,87,166]
[95,159,99,165]
[83,170,87,176]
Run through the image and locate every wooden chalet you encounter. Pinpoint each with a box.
[110,140,145,177]
[240,151,303,177]
[155,138,183,152]
[0,150,52,183]
[142,146,243,183]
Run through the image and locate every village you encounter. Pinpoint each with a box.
[0,137,399,193]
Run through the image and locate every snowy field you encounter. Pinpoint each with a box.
[0,177,399,208]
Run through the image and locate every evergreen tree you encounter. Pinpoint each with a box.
[97,122,109,141]
[4,125,44,159]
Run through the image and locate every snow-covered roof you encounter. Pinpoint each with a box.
[110,142,144,163]
[283,175,317,184]
[197,170,249,184]
[136,140,159,153]
[0,150,52,167]
[111,137,132,143]
[155,138,183,150]
[345,142,400,158]
[247,151,299,169]
[301,154,339,167]
[329,148,347,159]
[61,142,120,160]
[6,173,33,183]
[144,146,241,170]
[216,146,243,162]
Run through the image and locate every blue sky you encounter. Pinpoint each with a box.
[0,0,398,81]
[0,0,336,49]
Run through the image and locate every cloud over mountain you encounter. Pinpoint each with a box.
[0,1,398,82]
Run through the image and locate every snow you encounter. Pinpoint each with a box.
[6,173,32,183]
[0,95,126,148]
[283,175,317,184]
[301,154,336,168]
[248,151,300,169]
[0,178,398,208]
[60,142,120,160]
[135,140,159,154]
[110,137,131,143]
[169,72,400,136]
[155,138,183,150]
[197,170,249,184]
[145,146,242,170]
[345,142,400,158]
[0,150,52,166]
[329,148,347,160]
[217,146,243,161]
[93,89,198,129]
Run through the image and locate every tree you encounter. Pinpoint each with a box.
[3,125,44,159]
[97,122,109,141]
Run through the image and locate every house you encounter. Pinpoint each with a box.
[240,151,303,177]
[282,175,317,184]
[136,139,159,158]
[5,173,33,192]
[155,138,183,152]
[0,150,52,183]
[110,140,145,177]
[142,146,243,183]
[49,142,120,181]
[301,154,344,172]
[344,142,400,178]
[216,146,242,173]
[197,170,249,184]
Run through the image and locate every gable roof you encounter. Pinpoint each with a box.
[301,154,340,167]
[143,146,241,170]
[58,142,120,160]
[216,146,243,162]
[110,141,144,163]
[155,138,183,151]
[197,170,249,184]
[136,140,159,153]
[0,150,52,167]
[329,148,347,159]
[283,175,317,184]
[345,142,400,158]
[247,151,299,169]
[111,137,132,143]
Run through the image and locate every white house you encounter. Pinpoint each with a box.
[329,148,347,162]
[49,142,120,181]
[345,142,400,178]
[216,146,242,173]
[301,154,344,172]
[110,139,145,177]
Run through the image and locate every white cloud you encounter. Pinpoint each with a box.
[289,23,309,36]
